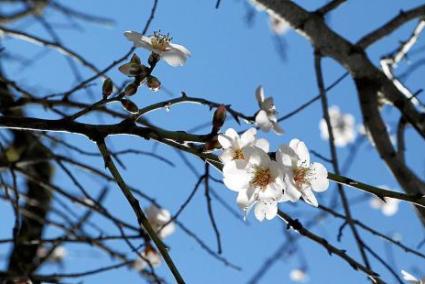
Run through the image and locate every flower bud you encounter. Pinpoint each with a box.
[146,76,161,92]
[212,105,227,132]
[121,99,139,114]
[130,53,141,65]
[102,78,113,99]
[119,63,141,76]
[124,83,138,96]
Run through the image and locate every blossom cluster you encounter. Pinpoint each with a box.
[218,127,329,221]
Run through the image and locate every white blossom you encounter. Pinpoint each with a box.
[290,268,308,283]
[319,106,356,147]
[277,139,329,207]
[255,86,284,135]
[124,31,191,67]
[133,246,161,271]
[369,188,400,216]
[401,270,424,284]
[218,127,269,167]
[269,15,289,35]
[37,246,67,263]
[146,204,176,239]
[222,147,285,221]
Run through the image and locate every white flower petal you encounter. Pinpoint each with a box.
[161,49,189,67]
[169,42,191,57]
[309,162,329,192]
[282,175,302,202]
[255,85,265,105]
[252,139,268,154]
[218,134,232,149]
[277,144,296,167]
[401,270,419,283]
[237,187,257,209]
[240,127,257,147]
[302,188,318,207]
[272,121,284,135]
[124,31,153,50]
[224,128,239,141]
[255,110,273,131]
[289,139,310,166]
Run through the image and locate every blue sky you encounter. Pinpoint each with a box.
[0,0,424,283]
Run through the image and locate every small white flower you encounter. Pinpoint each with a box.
[218,127,269,167]
[133,246,161,271]
[124,31,191,67]
[277,139,329,207]
[146,204,176,239]
[37,246,67,263]
[222,147,284,220]
[401,270,423,284]
[255,86,284,135]
[369,188,400,216]
[290,268,308,282]
[269,14,289,35]
[319,106,356,147]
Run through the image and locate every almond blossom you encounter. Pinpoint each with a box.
[218,127,269,167]
[401,270,424,284]
[222,147,285,220]
[133,246,162,271]
[269,15,290,35]
[124,31,191,67]
[277,139,329,207]
[369,189,400,216]
[290,268,308,283]
[146,204,176,239]
[255,86,284,135]
[319,106,356,147]
[37,246,67,263]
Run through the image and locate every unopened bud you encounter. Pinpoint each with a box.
[212,105,227,131]
[130,53,141,65]
[102,78,113,99]
[146,76,161,92]
[124,83,138,96]
[121,99,139,114]
[119,63,141,76]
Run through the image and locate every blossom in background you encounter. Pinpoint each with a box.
[124,31,191,67]
[146,204,176,239]
[277,139,329,207]
[218,127,269,166]
[269,14,289,35]
[401,270,424,284]
[37,246,67,263]
[133,245,162,271]
[222,147,284,220]
[255,86,284,135]
[369,188,400,216]
[290,268,308,283]
[319,106,356,147]
[249,0,290,35]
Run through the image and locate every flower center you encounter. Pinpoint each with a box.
[251,167,273,189]
[151,31,171,51]
[232,149,244,160]
[293,167,309,189]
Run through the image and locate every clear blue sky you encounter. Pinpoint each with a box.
[0,0,424,283]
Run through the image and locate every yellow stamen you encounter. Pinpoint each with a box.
[232,149,244,160]
[251,167,272,190]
